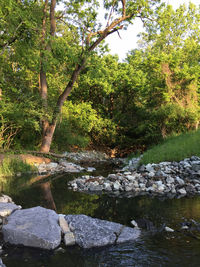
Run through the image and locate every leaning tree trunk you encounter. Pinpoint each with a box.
[40,61,85,153]
[40,122,57,153]
[40,0,137,152]
[40,0,56,153]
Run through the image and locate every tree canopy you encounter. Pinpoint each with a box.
[0,0,200,155]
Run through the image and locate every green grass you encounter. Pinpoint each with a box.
[0,157,36,178]
[140,129,200,165]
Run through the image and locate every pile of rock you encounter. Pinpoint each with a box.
[36,160,96,175]
[68,156,200,197]
[122,156,142,171]
[62,151,109,163]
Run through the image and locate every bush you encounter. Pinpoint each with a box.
[53,101,117,151]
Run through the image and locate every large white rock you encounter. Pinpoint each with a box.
[2,206,61,250]
[65,215,140,249]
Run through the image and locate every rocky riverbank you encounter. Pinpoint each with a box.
[0,194,140,266]
[68,156,200,198]
[10,151,121,176]
[35,151,123,175]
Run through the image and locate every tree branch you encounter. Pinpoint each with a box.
[121,0,126,17]
[0,21,23,56]
[106,0,117,27]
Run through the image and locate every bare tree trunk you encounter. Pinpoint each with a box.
[40,122,57,153]
[40,0,57,153]
[39,0,138,153]
[40,61,85,153]
[39,0,49,145]
[50,0,56,36]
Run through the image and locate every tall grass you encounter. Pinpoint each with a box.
[0,157,36,178]
[140,129,200,165]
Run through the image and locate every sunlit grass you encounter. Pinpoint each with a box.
[140,129,200,165]
[0,157,36,178]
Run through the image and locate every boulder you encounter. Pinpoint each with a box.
[116,226,140,244]
[65,214,140,249]
[2,206,61,250]
[0,203,21,217]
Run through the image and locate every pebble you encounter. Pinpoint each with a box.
[165,226,175,232]
[130,220,139,228]
[178,188,187,195]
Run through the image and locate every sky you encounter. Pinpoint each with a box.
[104,0,200,61]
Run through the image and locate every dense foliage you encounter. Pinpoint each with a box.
[0,1,200,154]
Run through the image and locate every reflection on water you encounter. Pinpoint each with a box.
[1,171,200,267]
[40,182,57,211]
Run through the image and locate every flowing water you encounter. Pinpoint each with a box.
[1,166,200,267]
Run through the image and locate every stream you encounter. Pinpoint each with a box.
[1,164,200,267]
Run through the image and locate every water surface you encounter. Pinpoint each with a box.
[1,169,200,267]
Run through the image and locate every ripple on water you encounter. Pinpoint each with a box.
[2,170,200,267]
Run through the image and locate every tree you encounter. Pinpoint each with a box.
[126,3,200,143]
[38,0,161,152]
[0,0,43,150]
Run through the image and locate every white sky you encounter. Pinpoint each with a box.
[105,0,200,60]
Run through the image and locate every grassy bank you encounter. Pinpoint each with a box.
[140,129,200,165]
[0,157,36,178]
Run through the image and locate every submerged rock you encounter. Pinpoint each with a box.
[65,214,140,249]
[2,206,61,250]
